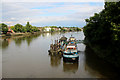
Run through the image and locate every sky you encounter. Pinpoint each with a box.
[1,1,105,27]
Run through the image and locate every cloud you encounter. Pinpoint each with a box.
[2,0,104,2]
[2,2,104,27]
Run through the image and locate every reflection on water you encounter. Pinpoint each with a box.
[1,33,42,48]
[1,32,66,50]
[49,55,62,67]
[63,62,78,74]
[1,39,9,49]
[2,31,119,78]
[85,46,120,78]
[49,53,79,73]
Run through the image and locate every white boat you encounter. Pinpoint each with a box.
[63,38,79,62]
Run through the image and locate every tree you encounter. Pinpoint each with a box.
[50,26,57,28]
[83,2,120,67]
[0,23,8,34]
[0,24,2,34]
[14,24,23,32]
[59,26,61,29]
[10,26,14,30]
[31,26,40,32]
[60,28,66,32]
[51,28,55,32]
[42,27,45,32]
[22,27,27,33]
[69,28,73,31]
[76,27,81,31]
[26,22,32,32]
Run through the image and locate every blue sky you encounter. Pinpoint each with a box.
[2,2,104,27]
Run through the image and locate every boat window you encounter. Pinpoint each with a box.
[67,48,74,49]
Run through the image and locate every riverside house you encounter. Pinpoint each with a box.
[52,28,61,31]
[45,27,51,32]
[7,27,15,34]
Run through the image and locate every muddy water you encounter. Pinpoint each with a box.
[1,32,119,78]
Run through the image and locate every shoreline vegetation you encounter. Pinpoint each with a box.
[0,22,82,37]
[83,2,120,68]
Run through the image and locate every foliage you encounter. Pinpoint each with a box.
[83,2,120,67]
[69,28,73,31]
[13,22,39,33]
[51,28,54,32]
[59,26,61,28]
[25,22,32,32]
[10,26,14,30]
[60,28,67,32]
[76,27,82,31]
[49,26,57,28]
[22,27,27,33]
[42,27,45,32]
[0,24,2,34]
[14,24,23,32]
[0,23,8,34]
[0,22,82,34]
[30,26,40,32]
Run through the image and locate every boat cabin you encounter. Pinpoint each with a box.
[67,46,76,50]
[59,36,67,42]
[69,37,76,41]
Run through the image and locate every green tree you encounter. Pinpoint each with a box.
[10,26,14,30]
[14,24,23,32]
[83,2,120,67]
[26,22,32,32]
[31,26,40,32]
[42,27,45,32]
[0,24,2,34]
[60,28,66,32]
[50,26,57,28]
[0,23,8,34]
[22,27,27,33]
[51,28,55,32]
[69,28,73,31]
[76,27,81,31]
[59,26,61,29]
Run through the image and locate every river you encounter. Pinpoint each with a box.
[1,31,119,78]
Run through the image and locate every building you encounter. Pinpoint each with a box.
[37,27,43,32]
[45,27,51,32]
[7,27,15,34]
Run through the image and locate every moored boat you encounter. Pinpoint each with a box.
[63,37,79,62]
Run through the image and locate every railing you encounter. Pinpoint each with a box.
[76,40,84,43]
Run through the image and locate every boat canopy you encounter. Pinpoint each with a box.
[69,37,76,41]
[71,42,74,44]
[67,46,76,48]
[60,36,67,41]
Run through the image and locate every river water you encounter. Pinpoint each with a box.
[1,31,119,78]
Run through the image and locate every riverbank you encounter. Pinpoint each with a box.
[0,30,82,37]
[83,2,120,68]
[85,45,120,78]
[0,32,36,37]
[84,38,120,68]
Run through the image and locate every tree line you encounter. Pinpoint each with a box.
[0,22,82,34]
[0,22,40,34]
[83,2,120,67]
[38,26,81,32]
